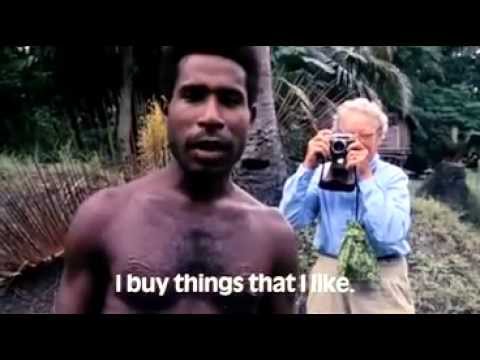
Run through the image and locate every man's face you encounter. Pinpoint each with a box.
[166,54,255,175]
[337,109,382,160]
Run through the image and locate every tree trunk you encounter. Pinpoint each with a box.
[107,105,117,162]
[451,125,459,144]
[131,94,147,156]
[67,109,84,151]
[234,46,288,206]
[417,161,469,207]
[117,46,135,162]
[417,160,480,223]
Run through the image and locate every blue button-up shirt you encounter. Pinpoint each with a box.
[279,154,411,257]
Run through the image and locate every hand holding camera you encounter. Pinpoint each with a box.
[305,129,373,191]
[346,140,372,180]
[303,129,333,170]
[310,131,367,192]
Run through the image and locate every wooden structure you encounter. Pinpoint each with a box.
[465,130,480,169]
[379,111,418,167]
[466,130,480,153]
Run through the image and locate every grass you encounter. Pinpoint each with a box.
[0,149,121,186]
[408,198,480,313]
[408,168,480,226]
[0,153,35,172]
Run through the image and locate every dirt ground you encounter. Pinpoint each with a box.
[0,260,63,314]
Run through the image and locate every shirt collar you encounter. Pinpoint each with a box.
[370,153,380,172]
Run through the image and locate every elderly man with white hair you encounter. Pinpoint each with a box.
[279,97,414,314]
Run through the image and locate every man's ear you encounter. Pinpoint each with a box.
[249,104,257,125]
[160,95,169,116]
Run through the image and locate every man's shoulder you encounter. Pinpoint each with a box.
[232,185,295,237]
[263,207,297,240]
[248,205,296,246]
[75,170,164,220]
[377,158,408,181]
[230,184,272,214]
[65,170,171,251]
[79,185,126,215]
[69,184,129,240]
[258,208,297,270]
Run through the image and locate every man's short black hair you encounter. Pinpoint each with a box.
[160,47,260,106]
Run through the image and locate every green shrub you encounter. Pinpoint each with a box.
[408,198,480,313]
[297,226,318,277]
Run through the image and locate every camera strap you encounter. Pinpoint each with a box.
[354,169,359,222]
[319,163,360,221]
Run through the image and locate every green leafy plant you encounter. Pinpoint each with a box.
[338,221,380,284]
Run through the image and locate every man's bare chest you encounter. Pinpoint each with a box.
[100,198,274,312]
[105,200,272,282]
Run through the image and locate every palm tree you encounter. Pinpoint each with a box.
[323,46,412,115]
[117,46,135,161]
[273,46,413,115]
[234,46,288,206]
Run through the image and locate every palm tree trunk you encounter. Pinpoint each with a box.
[234,46,288,206]
[117,46,135,162]
[67,109,84,151]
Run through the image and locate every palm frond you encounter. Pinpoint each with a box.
[368,46,397,62]
[364,55,413,114]
[306,46,412,114]
[273,68,353,163]
[302,56,336,74]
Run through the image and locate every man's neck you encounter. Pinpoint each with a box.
[168,161,234,202]
[369,153,380,168]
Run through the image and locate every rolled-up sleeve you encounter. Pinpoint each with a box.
[279,164,320,230]
[358,169,411,246]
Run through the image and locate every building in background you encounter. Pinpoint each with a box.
[380,109,421,167]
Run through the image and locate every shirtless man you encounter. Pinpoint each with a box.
[54,47,298,314]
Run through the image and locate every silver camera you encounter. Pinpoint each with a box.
[330,134,355,167]
[319,133,356,192]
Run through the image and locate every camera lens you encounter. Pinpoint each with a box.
[332,140,346,153]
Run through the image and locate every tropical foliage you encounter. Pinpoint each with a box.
[395,46,480,169]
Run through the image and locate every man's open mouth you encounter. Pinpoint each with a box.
[189,137,231,151]
[188,138,232,160]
